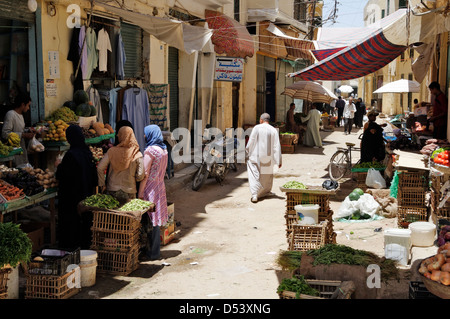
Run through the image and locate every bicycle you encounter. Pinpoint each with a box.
[328,141,361,181]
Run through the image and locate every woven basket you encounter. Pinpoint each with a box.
[279,279,351,299]
[397,170,428,189]
[430,189,450,222]
[91,228,141,252]
[281,144,295,154]
[96,244,140,276]
[397,206,428,228]
[397,187,427,207]
[25,268,80,299]
[289,221,328,252]
[284,192,331,218]
[0,267,12,299]
[285,210,334,243]
[91,210,143,234]
[355,172,368,190]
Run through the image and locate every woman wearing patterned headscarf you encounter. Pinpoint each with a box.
[138,125,168,260]
[97,126,145,205]
[56,124,97,249]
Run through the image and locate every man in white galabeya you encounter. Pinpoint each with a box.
[246,113,282,203]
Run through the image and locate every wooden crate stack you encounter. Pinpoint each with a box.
[396,170,429,228]
[280,133,299,154]
[0,267,12,299]
[281,186,336,251]
[90,210,142,276]
[430,170,450,224]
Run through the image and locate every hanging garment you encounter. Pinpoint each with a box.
[79,25,88,79]
[108,87,121,130]
[97,28,112,72]
[122,87,150,153]
[67,27,83,91]
[85,27,98,79]
[116,84,132,123]
[86,85,103,123]
[116,32,126,80]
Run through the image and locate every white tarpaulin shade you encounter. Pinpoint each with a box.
[373,79,421,93]
[338,85,354,93]
[97,3,213,54]
[281,81,337,104]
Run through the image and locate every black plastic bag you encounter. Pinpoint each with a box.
[322,179,338,190]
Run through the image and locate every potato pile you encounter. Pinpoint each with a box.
[419,242,450,286]
[24,167,58,190]
[89,146,103,163]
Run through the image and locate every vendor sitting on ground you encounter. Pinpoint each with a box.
[360,110,387,163]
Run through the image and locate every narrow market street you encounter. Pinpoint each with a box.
[73,123,431,300]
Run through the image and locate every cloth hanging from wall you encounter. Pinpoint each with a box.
[143,84,169,132]
[97,28,112,72]
[79,26,88,79]
[116,32,126,80]
[85,27,98,80]
[86,85,103,123]
[108,87,121,130]
[122,87,150,152]
[67,27,83,91]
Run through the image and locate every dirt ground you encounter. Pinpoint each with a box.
[72,123,438,300]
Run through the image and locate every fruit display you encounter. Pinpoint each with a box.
[76,101,97,117]
[0,142,14,156]
[73,89,89,105]
[7,132,20,148]
[46,106,78,123]
[438,224,450,247]
[418,243,450,286]
[82,127,96,139]
[89,146,103,163]
[92,122,113,136]
[44,120,69,142]
[432,148,450,167]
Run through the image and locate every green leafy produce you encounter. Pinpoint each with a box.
[276,250,303,271]
[282,181,307,189]
[348,192,360,201]
[0,222,32,268]
[353,161,385,169]
[277,275,319,299]
[84,194,120,209]
[119,199,153,212]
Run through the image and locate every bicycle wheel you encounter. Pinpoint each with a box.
[329,150,350,181]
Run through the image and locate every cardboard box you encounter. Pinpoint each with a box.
[20,223,46,252]
[160,222,175,246]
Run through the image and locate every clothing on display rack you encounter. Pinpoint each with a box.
[67,27,83,91]
[97,28,112,72]
[122,86,150,153]
[79,25,88,80]
[116,83,132,123]
[116,32,126,80]
[86,85,103,123]
[108,87,122,131]
[85,27,98,80]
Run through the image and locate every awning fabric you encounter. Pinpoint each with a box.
[96,3,212,54]
[266,23,315,62]
[205,9,254,58]
[289,9,409,81]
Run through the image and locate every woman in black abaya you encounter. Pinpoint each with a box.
[55,125,97,249]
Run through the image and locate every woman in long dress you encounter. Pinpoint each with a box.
[138,125,168,260]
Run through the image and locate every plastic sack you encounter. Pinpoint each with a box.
[322,179,338,190]
[335,193,381,220]
[28,136,45,153]
[366,168,386,189]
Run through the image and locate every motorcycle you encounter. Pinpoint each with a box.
[192,125,239,191]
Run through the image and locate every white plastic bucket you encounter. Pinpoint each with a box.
[408,222,436,247]
[294,204,319,225]
[384,228,411,266]
[79,250,98,287]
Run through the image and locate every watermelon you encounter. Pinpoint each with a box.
[89,104,97,116]
[353,188,365,196]
[63,100,77,112]
[76,103,92,117]
[73,90,89,105]
[348,192,360,201]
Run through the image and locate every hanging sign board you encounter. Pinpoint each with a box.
[214,57,244,82]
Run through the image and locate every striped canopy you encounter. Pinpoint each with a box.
[281,81,337,104]
[289,32,407,81]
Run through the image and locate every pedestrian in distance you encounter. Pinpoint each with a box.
[335,96,345,127]
[300,103,322,148]
[138,124,169,260]
[428,81,448,140]
[246,113,282,203]
[343,97,356,135]
[354,97,366,128]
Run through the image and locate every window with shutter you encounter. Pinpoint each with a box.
[120,22,143,79]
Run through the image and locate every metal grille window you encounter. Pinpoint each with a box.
[120,22,143,79]
[294,1,307,22]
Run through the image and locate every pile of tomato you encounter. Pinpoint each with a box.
[433,149,450,167]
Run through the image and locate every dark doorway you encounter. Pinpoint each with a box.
[265,71,276,121]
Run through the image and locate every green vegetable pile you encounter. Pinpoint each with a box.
[0,222,32,268]
[277,275,319,299]
[276,251,303,271]
[282,181,307,189]
[84,194,120,209]
[353,161,385,169]
[119,199,153,212]
[280,132,296,135]
[347,209,371,220]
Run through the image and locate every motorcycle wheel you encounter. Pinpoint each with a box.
[192,164,209,191]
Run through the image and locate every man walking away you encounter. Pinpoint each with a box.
[343,97,356,135]
[246,113,282,203]
[428,81,448,140]
[335,96,345,127]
